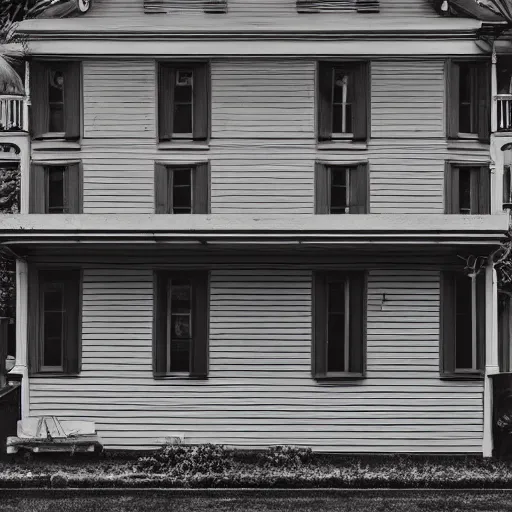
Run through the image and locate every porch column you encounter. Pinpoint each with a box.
[492,43,497,134]
[483,262,500,457]
[9,259,29,418]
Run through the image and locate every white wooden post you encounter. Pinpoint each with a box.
[18,135,30,214]
[492,44,498,134]
[483,263,500,457]
[9,259,29,418]
[22,61,30,132]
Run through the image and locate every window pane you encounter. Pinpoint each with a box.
[48,69,64,133]
[459,64,471,104]
[175,84,193,103]
[458,168,471,214]
[458,63,474,134]
[169,280,192,372]
[172,169,192,214]
[327,281,346,372]
[455,274,473,370]
[332,104,352,134]
[170,339,190,372]
[459,104,472,134]
[47,167,66,213]
[173,104,192,134]
[333,72,349,103]
[42,286,64,368]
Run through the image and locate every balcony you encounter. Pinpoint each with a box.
[0,96,25,132]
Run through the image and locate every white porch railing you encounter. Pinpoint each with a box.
[0,95,25,132]
[497,94,512,131]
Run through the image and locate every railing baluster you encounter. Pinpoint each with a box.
[0,96,26,131]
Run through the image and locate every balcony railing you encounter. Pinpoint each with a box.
[0,96,25,132]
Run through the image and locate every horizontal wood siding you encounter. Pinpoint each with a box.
[83,61,156,139]
[371,61,445,139]
[211,60,315,139]
[28,267,483,452]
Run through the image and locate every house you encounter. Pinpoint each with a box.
[0,0,510,456]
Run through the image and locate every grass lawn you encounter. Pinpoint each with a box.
[2,491,512,512]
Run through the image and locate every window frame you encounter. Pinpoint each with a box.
[444,161,491,215]
[28,267,82,377]
[315,161,369,214]
[154,161,210,214]
[29,161,83,214]
[312,270,367,381]
[317,61,369,143]
[440,270,485,380]
[30,60,82,141]
[158,61,210,143]
[153,270,209,379]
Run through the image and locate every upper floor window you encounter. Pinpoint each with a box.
[154,163,209,214]
[315,162,369,214]
[158,62,209,142]
[447,60,490,142]
[318,62,369,142]
[312,271,366,380]
[30,163,82,214]
[153,271,209,378]
[444,162,490,214]
[31,61,81,140]
[29,268,81,376]
[441,271,485,379]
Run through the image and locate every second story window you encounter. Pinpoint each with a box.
[30,163,82,214]
[315,163,369,214]
[158,62,209,142]
[445,162,490,214]
[447,60,490,142]
[31,61,81,140]
[154,163,209,214]
[318,62,369,142]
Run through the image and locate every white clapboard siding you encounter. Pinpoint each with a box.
[371,61,445,139]
[83,61,156,139]
[29,267,483,452]
[211,60,315,139]
[86,0,143,16]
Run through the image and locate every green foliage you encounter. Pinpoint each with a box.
[136,444,233,475]
[257,446,313,469]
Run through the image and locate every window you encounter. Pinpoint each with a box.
[447,60,490,142]
[315,163,368,214]
[158,62,209,142]
[29,269,81,375]
[444,162,490,214]
[318,62,369,142]
[312,271,366,380]
[504,165,512,209]
[154,163,209,214]
[154,271,209,378]
[441,271,485,378]
[31,61,81,140]
[30,163,82,214]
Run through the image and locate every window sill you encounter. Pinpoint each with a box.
[440,372,484,381]
[158,141,210,151]
[447,139,490,151]
[32,138,81,151]
[317,140,368,151]
[29,372,80,378]
[314,372,365,381]
[154,374,208,380]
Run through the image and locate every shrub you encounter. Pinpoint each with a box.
[50,472,68,488]
[257,445,313,469]
[136,443,232,475]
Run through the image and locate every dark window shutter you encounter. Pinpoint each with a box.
[444,162,458,214]
[153,271,168,377]
[477,62,491,143]
[441,271,456,375]
[63,61,81,140]
[312,272,328,378]
[190,272,209,378]
[348,271,366,374]
[193,163,209,214]
[158,65,175,142]
[349,163,369,213]
[63,270,81,375]
[66,163,82,213]
[447,60,460,139]
[30,164,46,213]
[352,62,369,141]
[154,163,169,213]
[193,63,209,141]
[476,271,486,371]
[318,63,332,141]
[31,61,49,139]
[315,162,328,214]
